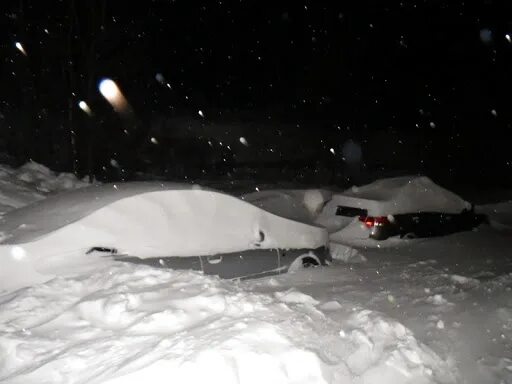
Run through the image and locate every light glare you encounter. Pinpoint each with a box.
[99,79,120,101]
[98,78,131,116]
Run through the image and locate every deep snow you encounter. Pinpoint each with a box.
[0,162,511,384]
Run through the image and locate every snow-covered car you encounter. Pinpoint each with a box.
[316,176,487,242]
[0,182,329,290]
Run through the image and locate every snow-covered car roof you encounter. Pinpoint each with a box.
[0,181,327,251]
[0,182,204,244]
[322,176,471,217]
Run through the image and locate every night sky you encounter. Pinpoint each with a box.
[0,0,511,187]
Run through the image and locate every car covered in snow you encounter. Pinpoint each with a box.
[316,176,487,242]
[0,182,329,290]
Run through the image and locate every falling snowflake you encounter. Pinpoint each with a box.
[150,137,158,144]
[15,42,27,55]
[239,137,248,146]
[198,110,204,118]
[78,101,92,116]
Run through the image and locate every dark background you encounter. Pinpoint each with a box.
[0,0,511,188]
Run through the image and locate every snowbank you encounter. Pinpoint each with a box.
[0,263,456,384]
[0,161,88,214]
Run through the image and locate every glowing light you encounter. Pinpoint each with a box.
[150,137,159,144]
[99,79,120,101]
[198,110,204,118]
[78,100,92,115]
[239,137,248,146]
[15,42,27,55]
[98,78,131,116]
[329,148,335,155]
[506,34,511,43]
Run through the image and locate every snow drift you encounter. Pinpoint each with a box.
[0,263,457,384]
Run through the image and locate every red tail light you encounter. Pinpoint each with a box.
[359,216,390,228]
[359,216,374,228]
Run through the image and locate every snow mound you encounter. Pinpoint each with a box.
[321,176,471,218]
[339,309,458,384]
[449,274,480,288]
[0,263,456,384]
[0,161,88,214]
[329,242,367,263]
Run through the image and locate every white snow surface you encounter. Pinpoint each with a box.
[0,263,457,384]
[0,165,511,384]
[319,176,471,218]
[0,161,88,215]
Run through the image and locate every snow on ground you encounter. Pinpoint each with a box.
[0,262,456,384]
[0,165,511,383]
[246,226,512,384]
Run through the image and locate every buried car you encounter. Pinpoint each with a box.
[316,176,487,243]
[0,182,329,291]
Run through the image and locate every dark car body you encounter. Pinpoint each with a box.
[116,246,330,280]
